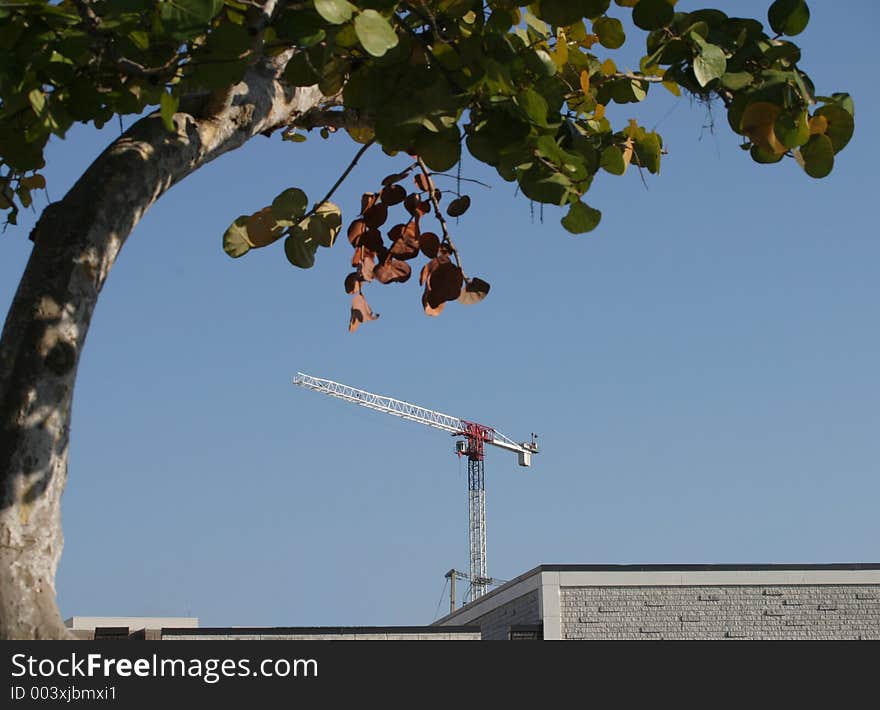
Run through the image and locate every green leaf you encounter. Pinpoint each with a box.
[720,72,753,91]
[314,0,356,25]
[158,0,223,40]
[517,89,550,127]
[518,164,572,205]
[223,215,251,258]
[284,229,319,268]
[814,104,854,152]
[632,0,674,31]
[561,200,602,234]
[634,131,662,174]
[354,9,399,57]
[415,126,462,172]
[749,144,783,164]
[799,133,833,178]
[536,0,585,27]
[271,188,308,222]
[774,110,809,149]
[308,201,343,247]
[27,88,46,116]
[593,17,625,49]
[159,91,178,131]
[600,145,626,175]
[582,0,612,19]
[768,0,810,37]
[693,42,727,87]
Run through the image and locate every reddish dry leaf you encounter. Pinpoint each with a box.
[374,258,412,284]
[380,184,406,205]
[361,228,384,253]
[344,271,361,295]
[388,223,406,241]
[427,262,464,302]
[361,192,379,214]
[381,169,410,187]
[447,195,471,217]
[390,237,420,260]
[403,193,430,218]
[349,293,379,333]
[363,203,388,228]
[348,219,367,246]
[361,252,376,281]
[419,231,440,258]
[458,277,491,305]
[419,257,441,286]
[422,291,446,317]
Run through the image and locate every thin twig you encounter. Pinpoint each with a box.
[299,139,375,224]
[430,172,492,189]
[416,156,463,274]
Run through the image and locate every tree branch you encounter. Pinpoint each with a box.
[416,157,463,273]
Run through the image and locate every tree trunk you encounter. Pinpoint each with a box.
[0,67,329,639]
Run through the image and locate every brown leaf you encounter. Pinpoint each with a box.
[437,243,453,262]
[381,169,410,186]
[361,192,379,214]
[348,219,367,246]
[363,203,388,228]
[419,231,440,258]
[414,172,431,192]
[344,271,361,295]
[360,252,376,281]
[447,195,471,218]
[360,228,384,253]
[458,277,491,305]
[387,223,406,241]
[390,237,420,260]
[427,262,464,303]
[349,293,379,333]
[380,184,406,206]
[422,291,446,317]
[374,258,412,284]
[404,193,421,216]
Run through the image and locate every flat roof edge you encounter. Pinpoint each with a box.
[538,563,880,572]
[162,625,481,636]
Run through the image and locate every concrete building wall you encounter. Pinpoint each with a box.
[434,565,880,640]
[457,589,541,641]
[560,584,880,640]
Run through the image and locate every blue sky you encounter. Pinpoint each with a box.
[2,1,878,627]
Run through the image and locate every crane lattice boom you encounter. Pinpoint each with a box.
[293,372,537,464]
[293,371,539,603]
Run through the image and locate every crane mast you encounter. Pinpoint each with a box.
[293,372,538,602]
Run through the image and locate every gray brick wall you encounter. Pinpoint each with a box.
[560,585,880,639]
[464,590,541,640]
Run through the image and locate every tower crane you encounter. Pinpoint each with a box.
[293,372,539,601]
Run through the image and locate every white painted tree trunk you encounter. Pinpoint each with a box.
[0,69,328,639]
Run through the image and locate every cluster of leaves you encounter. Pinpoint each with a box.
[223,186,342,267]
[640,0,853,176]
[0,1,855,327]
[344,165,488,331]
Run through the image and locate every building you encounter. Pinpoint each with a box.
[432,563,880,640]
[64,616,479,641]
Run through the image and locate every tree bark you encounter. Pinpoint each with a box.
[0,65,329,639]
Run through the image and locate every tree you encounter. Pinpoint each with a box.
[0,0,853,638]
